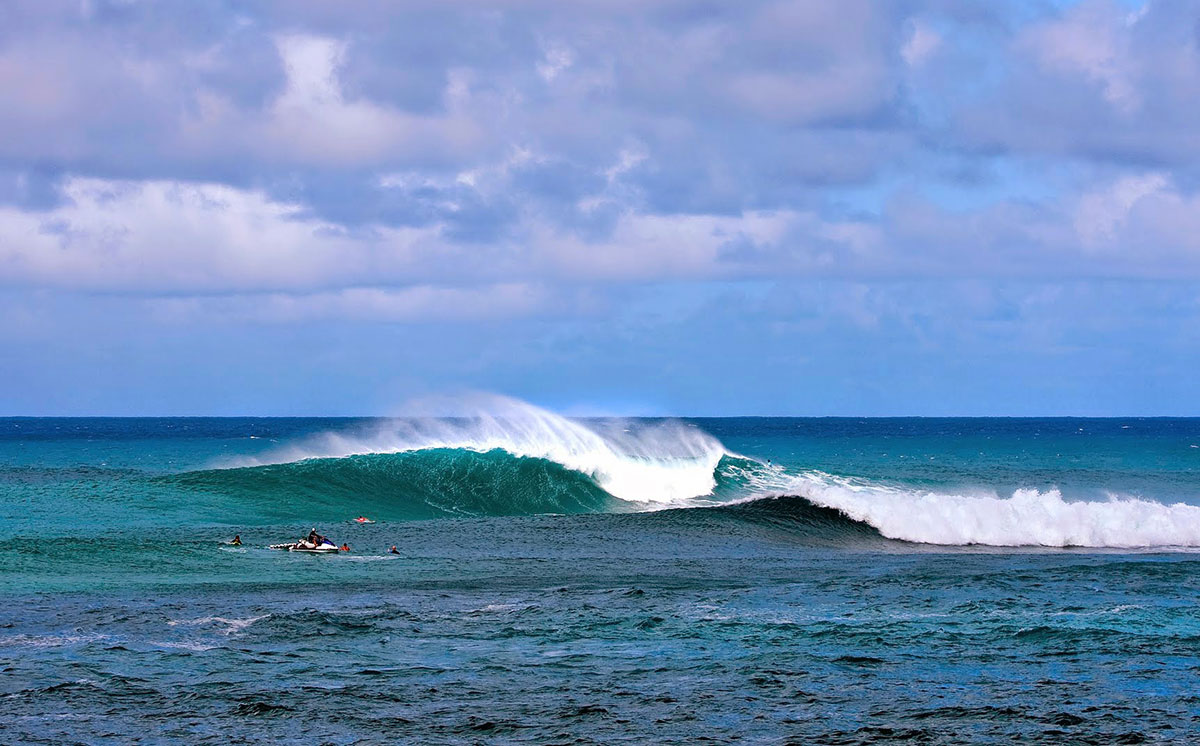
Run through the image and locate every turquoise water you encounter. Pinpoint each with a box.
[3,414,1200,743]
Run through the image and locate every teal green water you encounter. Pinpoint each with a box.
[3,416,1200,743]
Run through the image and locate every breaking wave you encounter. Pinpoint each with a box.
[174,397,1200,549]
[224,395,726,506]
[769,472,1200,548]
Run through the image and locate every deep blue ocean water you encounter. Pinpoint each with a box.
[3,413,1200,744]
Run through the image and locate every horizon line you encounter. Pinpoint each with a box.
[3,413,1200,420]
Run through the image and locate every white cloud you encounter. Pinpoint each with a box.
[1074,172,1168,247]
[147,283,553,323]
[6,168,1200,306]
[0,178,431,291]
[181,34,490,167]
[901,19,941,67]
[536,41,574,82]
[0,175,856,293]
[1021,1,1141,113]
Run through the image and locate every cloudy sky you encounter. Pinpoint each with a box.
[1,0,1198,415]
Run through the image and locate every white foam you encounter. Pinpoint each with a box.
[228,394,727,504]
[152,640,224,652]
[167,615,268,635]
[777,471,1200,548]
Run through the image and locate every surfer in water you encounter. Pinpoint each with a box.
[390,545,400,555]
[340,543,350,552]
[230,535,241,546]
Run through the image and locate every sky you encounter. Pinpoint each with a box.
[1,0,1199,416]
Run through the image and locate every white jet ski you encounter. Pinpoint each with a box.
[269,538,340,553]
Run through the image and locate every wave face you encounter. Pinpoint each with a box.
[172,449,623,520]
[702,495,890,545]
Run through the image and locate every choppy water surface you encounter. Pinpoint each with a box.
[3,409,1200,743]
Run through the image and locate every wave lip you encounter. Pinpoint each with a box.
[774,472,1200,548]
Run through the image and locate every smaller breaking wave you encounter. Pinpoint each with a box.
[765,472,1200,548]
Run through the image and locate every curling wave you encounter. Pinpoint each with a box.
[225,396,726,505]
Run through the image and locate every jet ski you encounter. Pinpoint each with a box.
[271,529,340,553]
[270,538,340,553]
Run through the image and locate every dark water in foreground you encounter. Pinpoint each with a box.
[2,415,1200,743]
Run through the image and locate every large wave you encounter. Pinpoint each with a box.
[183,396,1200,549]
[226,395,726,506]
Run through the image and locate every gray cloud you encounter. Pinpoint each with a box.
[951,0,1200,167]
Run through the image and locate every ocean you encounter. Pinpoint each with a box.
[3,407,1200,744]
